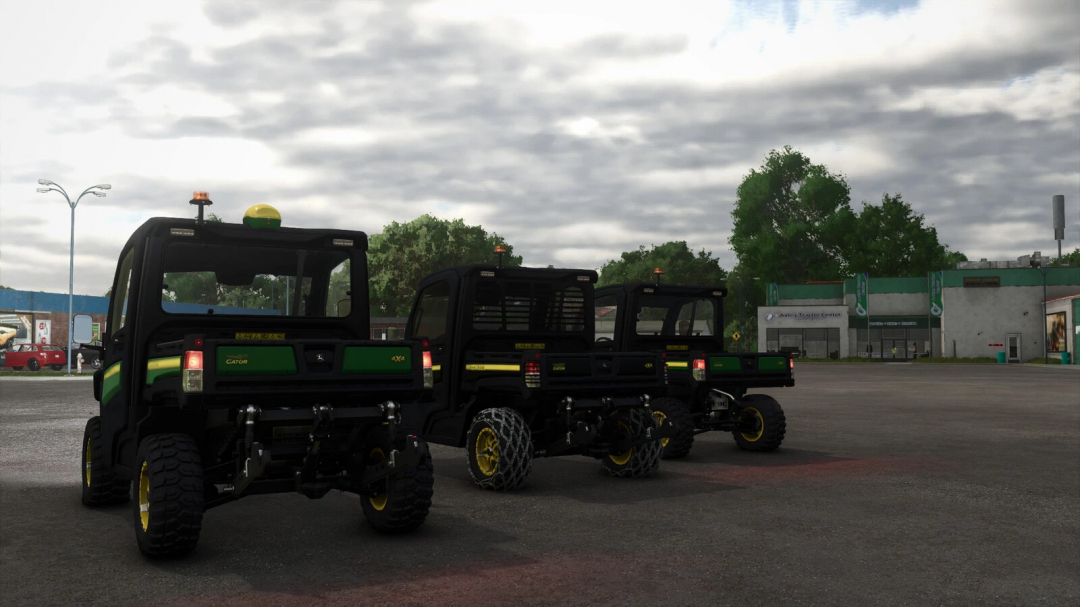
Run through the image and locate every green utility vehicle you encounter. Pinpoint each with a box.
[401,263,674,490]
[593,281,794,458]
[79,195,434,557]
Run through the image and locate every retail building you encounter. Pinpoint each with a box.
[758,260,1080,363]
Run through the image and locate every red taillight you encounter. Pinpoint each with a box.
[183,350,203,370]
[182,350,204,393]
[692,358,706,381]
[194,338,204,347]
[661,352,666,359]
[789,358,794,369]
[525,361,541,388]
[422,340,430,348]
[422,351,432,369]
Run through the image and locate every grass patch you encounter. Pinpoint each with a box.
[793,357,880,363]
[912,357,998,364]
[0,369,92,376]
[1024,357,1065,365]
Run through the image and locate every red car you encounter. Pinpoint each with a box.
[3,344,67,371]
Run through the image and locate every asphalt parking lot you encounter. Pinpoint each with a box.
[1,364,1077,606]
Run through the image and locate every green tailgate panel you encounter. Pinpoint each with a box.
[758,356,788,371]
[709,357,743,372]
[216,346,297,375]
[342,346,412,374]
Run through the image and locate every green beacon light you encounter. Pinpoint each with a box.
[243,204,282,229]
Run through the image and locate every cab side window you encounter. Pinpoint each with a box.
[110,248,135,338]
[408,282,450,341]
[594,295,618,342]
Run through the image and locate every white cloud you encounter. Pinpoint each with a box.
[0,0,1077,294]
[632,166,749,191]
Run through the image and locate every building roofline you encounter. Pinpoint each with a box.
[1043,292,1080,304]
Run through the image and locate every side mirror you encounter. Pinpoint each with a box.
[337,298,351,317]
[73,314,94,344]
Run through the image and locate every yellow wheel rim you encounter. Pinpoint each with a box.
[85,439,92,487]
[367,447,388,511]
[138,461,150,531]
[652,411,670,448]
[608,421,632,466]
[475,427,499,477]
[740,407,765,442]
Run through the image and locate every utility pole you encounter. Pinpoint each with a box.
[37,180,111,375]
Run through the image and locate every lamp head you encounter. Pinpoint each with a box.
[36,188,51,193]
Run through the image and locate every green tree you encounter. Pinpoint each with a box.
[597,241,727,286]
[367,214,523,316]
[843,193,965,277]
[1051,247,1080,267]
[941,249,968,270]
[0,285,13,290]
[729,146,854,285]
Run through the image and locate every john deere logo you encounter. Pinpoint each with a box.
[225,355,249,365]
[391,355,406,363]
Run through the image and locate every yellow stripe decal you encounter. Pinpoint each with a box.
[665,361,689,369]
[147,357,181,371]
[431,365,442,371]
[465,364,521,372]
[104,362,122,379]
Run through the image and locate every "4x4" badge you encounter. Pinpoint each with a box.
[391,355,406,363]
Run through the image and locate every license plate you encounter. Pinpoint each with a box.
[709,393,729,410]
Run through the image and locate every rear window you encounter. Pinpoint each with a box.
[635,295,716,336]
[472,280,586,332]
[161,241,351,317]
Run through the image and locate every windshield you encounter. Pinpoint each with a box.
[635,295,716,336]
[161,241,351,317]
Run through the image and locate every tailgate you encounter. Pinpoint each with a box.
[461,351,662,395]
[703,352,794,387]
[181,338,426,406]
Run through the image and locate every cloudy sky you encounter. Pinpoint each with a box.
[1,0,1078,295]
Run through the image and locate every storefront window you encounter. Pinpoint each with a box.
[767,328,840,359]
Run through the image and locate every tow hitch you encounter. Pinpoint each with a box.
[227,405,271,496]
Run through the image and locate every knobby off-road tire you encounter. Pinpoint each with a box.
[81,417,130,506]
[651,397,696,460]
[732,394,786,452]
[133,434,204,558]
[27,358,40,372]
[601,409,663,478]
[360,427,434,533]
[466,408,533,491]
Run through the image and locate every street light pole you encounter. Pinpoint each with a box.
[37,180,111,376]
[738,281,743,353]
[1038,266,1052,364]
[737,276,762,354]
